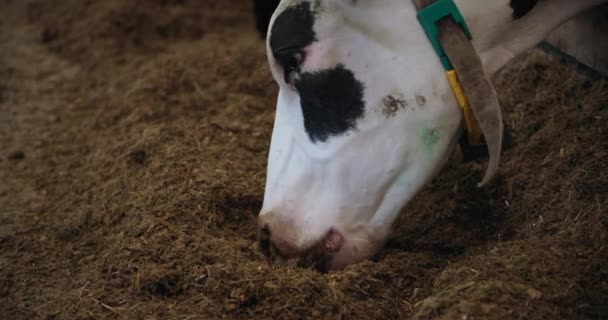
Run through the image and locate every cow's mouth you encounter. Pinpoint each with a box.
[259,228,345,272]
[299,228,345,272]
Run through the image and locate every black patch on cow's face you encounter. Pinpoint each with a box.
[510,0,539,19]
[253,0,281,38]
[269,3,364,143]
[295,65,366,143]
[270,2,316,56]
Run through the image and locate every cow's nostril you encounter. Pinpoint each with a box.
[258,225,272,258]
[258,225,290,261]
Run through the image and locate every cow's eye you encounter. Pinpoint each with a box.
[276,51,303,84]
[285,52,302,73]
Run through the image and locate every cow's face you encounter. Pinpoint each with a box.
[258,0,463,270]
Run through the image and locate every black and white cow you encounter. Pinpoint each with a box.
[253,0,608,271]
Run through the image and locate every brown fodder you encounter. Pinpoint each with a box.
[1,1,606,319]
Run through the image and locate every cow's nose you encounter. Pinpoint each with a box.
[257,222,301,259]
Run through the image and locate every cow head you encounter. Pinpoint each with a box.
[258,0,493,270]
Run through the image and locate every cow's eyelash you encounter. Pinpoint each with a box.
[273,45,301,55]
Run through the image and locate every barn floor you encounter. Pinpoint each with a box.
[1,1,607,319]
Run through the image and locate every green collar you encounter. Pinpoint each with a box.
[415,0,472,70]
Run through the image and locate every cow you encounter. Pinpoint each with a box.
[252,0,608,271]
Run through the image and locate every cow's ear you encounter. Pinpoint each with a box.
[465,79,504,187]
[253,0,281,38]
[438,19,504,187]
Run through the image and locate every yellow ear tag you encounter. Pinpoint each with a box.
[446,70,484,145]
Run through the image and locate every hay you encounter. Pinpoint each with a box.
[1,1,606,319]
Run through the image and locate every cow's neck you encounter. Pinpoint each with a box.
[337,0,603,75]
[452,0,515,49]
[453,0,606,75]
